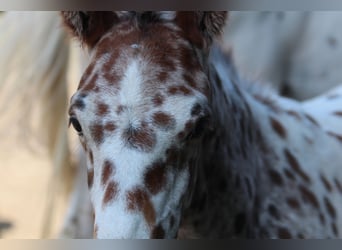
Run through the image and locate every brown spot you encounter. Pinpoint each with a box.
[102,181,119,207]
[88,32,123,83]
[324,196,337,219]
[151,224,165,238]
[179,43,202,74]
[299,185,319,208]
[80,140,87,151]
[168,85,192,96]
[144,161,166,195]
[168,86,179,95]
[270,117,287,139]
[334,178,342,194]
[268,169,284,186]
[157,71,169,82]
[126,188,156,226]
[277,227,292,239]
[90,123,105,145]
[320,174,332,192]
[158,55,176,72]
[103,58,116,78]
[303,135,314,144]
[101,160,114,186]
[286,110,301,120]
[254,94,280,113]
[82,74,100,92]
[234,212,246,234]
[332,222,339,236]
[268,204,281,220]
[152,112,175,130]
[124,125,157,152]
[104,122,116,132]
[332,111,342,116]
[183,73,197,89]
[284,169,296,181]
[286,197,301,210]
[152,93,164,106]
[304,113,320,127]
[89,150,94,165]
[327,131,342,143]
[103,67,121,86]
[96,103,109,116]
[284,149,311,184]
[78,63,95,89]
[87,169,94,189]
[143,31,179,71]
[96,34,122,57]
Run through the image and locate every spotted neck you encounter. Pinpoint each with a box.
[182,45,268,238]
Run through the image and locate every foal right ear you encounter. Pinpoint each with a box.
[61,11,118,48]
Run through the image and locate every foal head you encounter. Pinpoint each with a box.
[63,11,226,238]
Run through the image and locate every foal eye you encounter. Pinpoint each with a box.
[69,117,83,135]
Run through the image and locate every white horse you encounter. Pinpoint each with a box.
[0,11,92,238]
[224,11,342,100]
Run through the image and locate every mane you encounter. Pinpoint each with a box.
[211,42,279,106]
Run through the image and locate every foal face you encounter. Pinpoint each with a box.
[68,17,213,238]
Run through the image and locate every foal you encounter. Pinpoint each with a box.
[62,11,342,238]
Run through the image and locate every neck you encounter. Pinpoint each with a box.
[181,45,270,238]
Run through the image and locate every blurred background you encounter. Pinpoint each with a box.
[0,11,82,238]
[1,11,342,238]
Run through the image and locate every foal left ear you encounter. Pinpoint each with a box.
[174,11,227,49]
[61,11,118,48]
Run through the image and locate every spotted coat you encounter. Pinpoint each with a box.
[62,11,342,238]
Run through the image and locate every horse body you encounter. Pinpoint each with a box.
[62,11,342,238]
[183,45,342,238]
[224,12,342,100]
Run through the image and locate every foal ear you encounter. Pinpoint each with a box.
[60,11,118,48]
[175,11,227,49]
